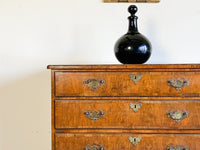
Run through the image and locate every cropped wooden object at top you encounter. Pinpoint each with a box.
[104,0,160,3]
[47,64,200,150]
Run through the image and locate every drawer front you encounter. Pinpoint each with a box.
[55,133,200,150]
[54,71,200,97]
[55,100,200,129]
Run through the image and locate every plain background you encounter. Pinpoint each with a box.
[0,0,200,149]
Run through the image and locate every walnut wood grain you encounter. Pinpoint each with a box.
[47,64,200,70]
[51,70,55,150]
[55,129,200,134]
[48,65,200,150]
[55,100,200,129]
[55,133,200,150]
[53,96,200,100]
[55,71,200,97]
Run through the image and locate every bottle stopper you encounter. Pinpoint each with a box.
[128,5,138,19]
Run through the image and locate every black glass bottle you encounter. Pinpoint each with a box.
[114,5,152,64]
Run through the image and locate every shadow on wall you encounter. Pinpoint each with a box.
[0,70,51,150]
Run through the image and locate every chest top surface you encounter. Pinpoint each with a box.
[47,64,200,71]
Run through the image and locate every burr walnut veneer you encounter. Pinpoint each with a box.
[48,64,200,150]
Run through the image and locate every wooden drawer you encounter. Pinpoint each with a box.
[55,133,200,150]
[55,100,200,129]
[54,71,200,97]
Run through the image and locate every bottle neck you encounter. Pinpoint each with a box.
[127,16,139,34]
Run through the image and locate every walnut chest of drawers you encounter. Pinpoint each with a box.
[47,64,200,150]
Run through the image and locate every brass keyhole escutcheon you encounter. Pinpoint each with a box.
[129,102,142,113]
[129,136,141,146]
[129,74,142,84]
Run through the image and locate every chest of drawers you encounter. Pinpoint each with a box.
[48,64,200,150]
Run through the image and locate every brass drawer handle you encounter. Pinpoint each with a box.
[129,74,142,84]
[128,136,141,146]
[84,110,105,122]
[167,110,189,122]
[84,144,104,150]
[167,78,189,90]
[84,79,105,91]
[129,102,142,112]
[167,145,188,150]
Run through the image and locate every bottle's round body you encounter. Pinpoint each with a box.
[114,32,152,64]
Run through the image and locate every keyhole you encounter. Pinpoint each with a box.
[134,138,136,142]
[134,76,137,79]
[134,105,137,108]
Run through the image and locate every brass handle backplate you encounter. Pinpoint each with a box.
[167,110,189,122]
[84,110,105,122]
[167,78,189,90]
[129,74,142,84]
[84,144,104,150]
[129,102,142,112]
[167,145,188,150]
[128,136,141,146]
[84,79,105,91]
